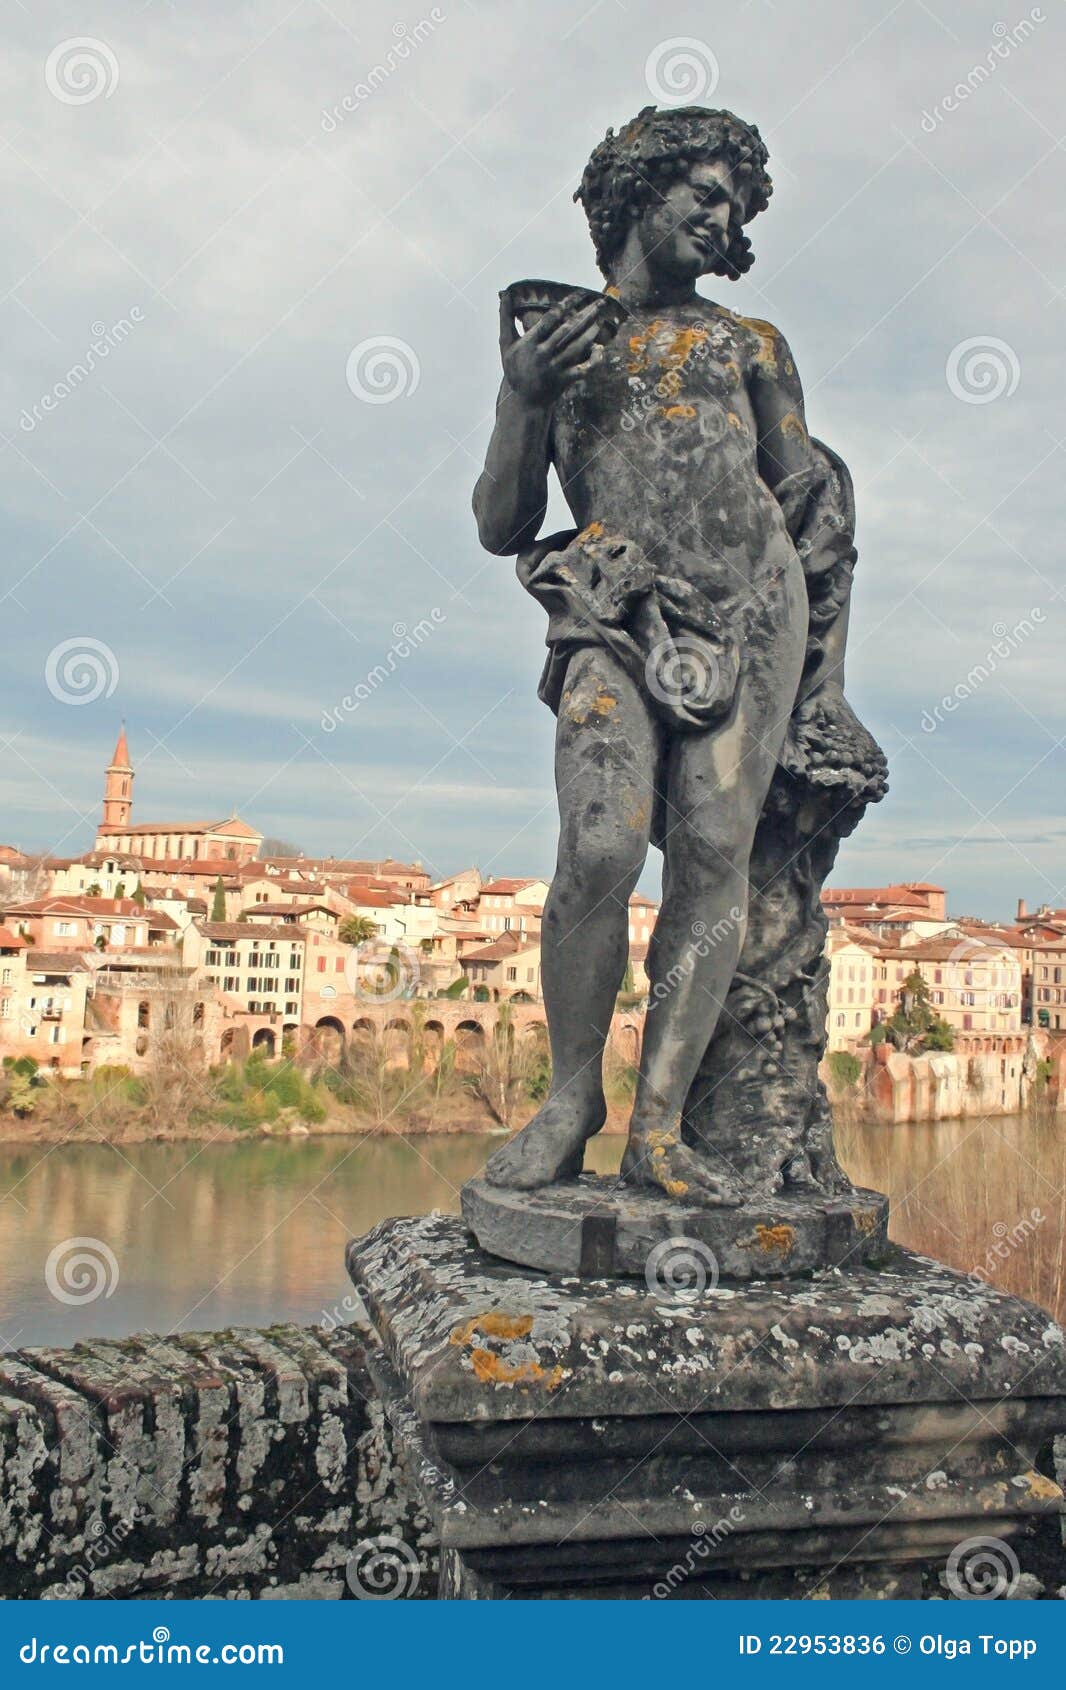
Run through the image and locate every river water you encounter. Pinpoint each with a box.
[1,1114,1062,1349]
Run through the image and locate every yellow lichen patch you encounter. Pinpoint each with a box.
[665,325,709,369]
[726,411,747,432]
[579,520,605,541]
[468,1348,564,1390]
[591,689,618,716]
[754,1223,795,1257]
[449,1311,534,1347]
[662,1178,689,1198]
[1020,1469,1062,1503]
[661,404,697,420]
[629,800,650,832]
[646,1128,680,1151]
[603,284,621,299]
[626,318,665,374]
[737,316,779,373]
[779,411,807,441]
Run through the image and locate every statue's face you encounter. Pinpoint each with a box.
[635,159,737,280]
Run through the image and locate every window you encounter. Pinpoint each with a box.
[1,968,10,985]
[0,1000,10,1019]
[317,957,326,973]
[506,967,517,981]
[54,921,76,937]
[286,1001,298,1016]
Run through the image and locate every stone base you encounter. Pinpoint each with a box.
[461,1172,890,1279]
[347,1215,1066,1601]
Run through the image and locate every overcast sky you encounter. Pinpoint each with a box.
[1,0,1062,917]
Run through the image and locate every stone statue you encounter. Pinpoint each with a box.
[349,110,1066,1600]
[467,107,887,1267]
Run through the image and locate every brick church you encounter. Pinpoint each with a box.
[94,727,262,864]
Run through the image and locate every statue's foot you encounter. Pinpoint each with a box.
[483,1092,607,1191]
[621,1128,743,1208]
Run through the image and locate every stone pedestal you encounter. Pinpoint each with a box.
[347,1215,1065,1600]
[462,1172,889,1278]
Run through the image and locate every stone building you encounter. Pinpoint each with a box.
[1031,934,1066,1030]
[94,727,263,863]
[460,930,542,1001]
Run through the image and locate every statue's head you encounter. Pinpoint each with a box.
[574,106,772,283]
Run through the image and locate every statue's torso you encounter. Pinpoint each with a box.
[550,301,796,605]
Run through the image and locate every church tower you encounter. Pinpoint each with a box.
[102,725,134,830]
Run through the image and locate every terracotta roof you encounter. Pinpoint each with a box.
[196,922,307,943]
[822,887,928,910]
[243,902,334,918]
[347,887,400,908]
[461,931,540,964]
[100,816,261,838]
[872,937,1016,964]
[24,951,91,973]
[479,878,543,897]
[3,896,145,918]
[146,912,179,930]
[0,926,28,950]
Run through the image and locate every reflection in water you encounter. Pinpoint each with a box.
[838,1109,1066,1324]
[0,1116,1061,1349]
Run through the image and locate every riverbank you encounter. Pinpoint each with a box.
[0,1042,639,1146]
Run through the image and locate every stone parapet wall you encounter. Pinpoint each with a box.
[0,1324,435,1601]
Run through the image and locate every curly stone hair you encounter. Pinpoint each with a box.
[574,106,772,280]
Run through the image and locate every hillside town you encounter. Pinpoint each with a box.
[1,731,1064,1120]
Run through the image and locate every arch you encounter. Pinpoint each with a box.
[220,1028,237,1061]
[252,1027,276,1056]
[137,999,150,1029]
[421,1018,446,1070]
[383,1018,411,1067]
[314,1016,345,1062]
[455,1019,485,1073]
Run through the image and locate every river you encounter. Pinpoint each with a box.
[0,1113,1062,1349]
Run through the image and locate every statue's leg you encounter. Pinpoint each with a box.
[483,646,657,1191]
[621,584,806,1207]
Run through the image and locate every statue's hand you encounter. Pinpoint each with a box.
[499,291,606,406]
